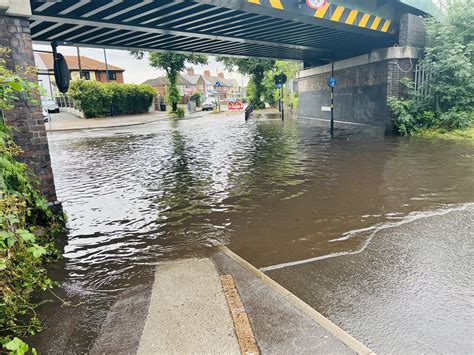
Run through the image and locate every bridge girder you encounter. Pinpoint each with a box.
[29,0,408,61]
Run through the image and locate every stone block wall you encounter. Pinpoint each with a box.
[297,47,421,133]
[298,60,391,128]
[0,15,57,202]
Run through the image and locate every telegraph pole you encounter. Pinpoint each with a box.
[76,46,83,79]
[103,48,110,82]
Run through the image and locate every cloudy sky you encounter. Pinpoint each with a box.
[33,44,249,86]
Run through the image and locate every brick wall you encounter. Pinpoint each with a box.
[0,15,58,202]
[96,71,125,83]
[399,13,426,48]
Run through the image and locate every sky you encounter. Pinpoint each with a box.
[33,44,249,86]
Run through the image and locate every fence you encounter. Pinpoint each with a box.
[55,95,85,118]
[414,63,432,98]
[56,95,77,109]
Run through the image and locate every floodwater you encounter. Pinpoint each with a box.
[32,113,473,353]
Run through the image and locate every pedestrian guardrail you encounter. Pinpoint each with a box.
[245,104,254,121]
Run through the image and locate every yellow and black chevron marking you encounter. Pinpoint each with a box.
[246,0,395,34]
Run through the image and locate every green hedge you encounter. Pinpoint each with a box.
[69,80,157,119]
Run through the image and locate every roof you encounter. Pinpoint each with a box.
[142,74,192,86]
[142,77,169,86]
[201,75,237,88]
[182,74,201,85]
[37,53,125,72]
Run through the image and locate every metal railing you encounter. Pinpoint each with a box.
[56,95,77,109]
[245,104,254,121]
[414,64,432,98]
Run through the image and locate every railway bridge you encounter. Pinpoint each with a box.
[1,0,443,203]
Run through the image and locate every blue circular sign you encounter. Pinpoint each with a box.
[215,81,222,87]
[327,77,337,88]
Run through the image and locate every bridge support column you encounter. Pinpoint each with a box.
[0,2,58,202]
[297,46,422,134]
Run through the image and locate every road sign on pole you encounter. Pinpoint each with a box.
[327,77,337,88]
[330,62,335,136]
[274,74,287,86]
[274,74,287,121]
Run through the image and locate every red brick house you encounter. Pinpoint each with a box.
[36,53,125,93]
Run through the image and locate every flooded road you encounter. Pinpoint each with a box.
[33,113,473,353]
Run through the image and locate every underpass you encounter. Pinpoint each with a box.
[1,0,442,199]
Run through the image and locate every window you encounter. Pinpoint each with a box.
[108,72,117,80]
[82,72,90,80]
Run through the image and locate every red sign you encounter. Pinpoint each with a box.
[306,0,327,9]
[228,102,244,111]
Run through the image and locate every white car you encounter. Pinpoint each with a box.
[42,107,50,122]
[41,97,60,113]
[202,97,217,111]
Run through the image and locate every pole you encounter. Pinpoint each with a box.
[281,84,284,121]
[77,46,83,79]
[103,48,110,82]
[330,60,334,136]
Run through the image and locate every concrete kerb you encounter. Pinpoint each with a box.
[45,117,165,132]
[218,246,375,355]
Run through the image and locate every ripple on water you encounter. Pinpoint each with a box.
[36,115,474,353]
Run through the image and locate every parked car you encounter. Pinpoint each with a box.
[201,97,217,111]
[42,106,50,122]
[41,97,60,113]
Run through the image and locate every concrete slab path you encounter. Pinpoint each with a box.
[137,258,240,354]
[91,249,372,354]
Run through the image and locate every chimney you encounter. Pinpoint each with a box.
[186,68,194,75]
[204,70,211,77]
[218,72,224,79]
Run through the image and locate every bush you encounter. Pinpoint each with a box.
[191,92,202,107]
[175,107,185,118]
[69,80,156,118]
[1,48,64,351]
[388,1,474,136]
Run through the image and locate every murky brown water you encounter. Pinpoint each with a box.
[32,114,473,353]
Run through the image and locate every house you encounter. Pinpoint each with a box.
[35,53,125,96]
[142,74,193,103]
[142,68,241,103]
[195,69,240,100]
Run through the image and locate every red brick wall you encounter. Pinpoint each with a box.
[96,71,124,83]
[153,85,166,97]
[1,15,57,202]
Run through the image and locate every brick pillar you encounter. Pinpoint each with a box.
[0,14,58,202]
[399,13,426,48]
[385,57,417,133]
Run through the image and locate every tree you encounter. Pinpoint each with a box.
[131,51,207,112]
[262,60,302,109]
[422,0,473,114]
[217,57,274,109]
[388,0,473,135]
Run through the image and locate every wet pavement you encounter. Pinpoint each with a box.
[267,205,474,354]
[31,111,474,352]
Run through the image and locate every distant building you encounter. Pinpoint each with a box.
[35,53,125,96]
[143,68,241,103]
[142,74,193,103]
